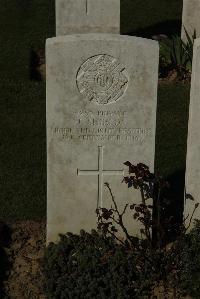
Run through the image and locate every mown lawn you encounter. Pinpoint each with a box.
[121,0,183,35]
[0,0,190,220]
[0,0,54,219]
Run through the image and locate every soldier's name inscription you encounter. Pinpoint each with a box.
[53,109,151,143]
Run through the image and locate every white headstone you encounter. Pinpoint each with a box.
[182,0,200,41]
[185,38,200,223]
[56,0,120,36]
[46,34,159,243]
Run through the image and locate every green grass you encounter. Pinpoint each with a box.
[0,0,55,80]
[155,83,190,177]
[121,0,183,35]
[0,0,54,220]
[0,0,190,220]
[0,80,46,219]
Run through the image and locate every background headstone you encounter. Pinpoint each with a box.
[46,34,159,243]
[56,0,120,35]
[185,38,200,223]
[182,0,200,41]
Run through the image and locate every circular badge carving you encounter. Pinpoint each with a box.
[76,54,129,105]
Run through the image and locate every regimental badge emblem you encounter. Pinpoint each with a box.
[76,54,129,105]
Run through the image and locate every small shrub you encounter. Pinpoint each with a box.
[43,230,165,299]
[43,163,200,298]
[43,223,200,299]
[169,220,200,298]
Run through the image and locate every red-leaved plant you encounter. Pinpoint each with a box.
[96,162,173,249]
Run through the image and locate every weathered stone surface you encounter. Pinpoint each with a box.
[185,38,200,223]
[46,34,159,243]
[56,0,120,35]
[181,0,200,41]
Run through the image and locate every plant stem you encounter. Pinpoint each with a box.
[105,183,134,247]
[186,204,199,231]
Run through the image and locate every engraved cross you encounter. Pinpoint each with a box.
[77,146,124,207]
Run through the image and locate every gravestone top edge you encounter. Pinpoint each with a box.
[46,34,159,48]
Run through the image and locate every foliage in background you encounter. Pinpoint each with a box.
[159,29,196,80]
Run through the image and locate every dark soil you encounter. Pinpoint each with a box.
[159,68,191,85]
[3,221,46,299]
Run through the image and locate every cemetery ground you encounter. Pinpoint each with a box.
[0,0,196,298]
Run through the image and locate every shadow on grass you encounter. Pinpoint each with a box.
[153,82,190,245]
[164,170,185,243]
[152,169,186,246]
[0,222,12,297]
[123,19,182,38]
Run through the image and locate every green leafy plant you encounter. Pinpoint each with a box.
[160,35,188,69]
[159,28,196,79]
[182,27,196,69]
